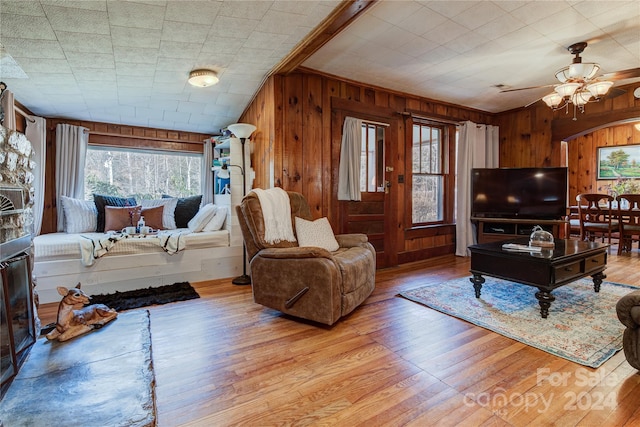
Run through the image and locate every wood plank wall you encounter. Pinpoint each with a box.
[239,69,493,264]
[41,119,209,234]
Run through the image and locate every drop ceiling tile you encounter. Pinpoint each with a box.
[399,6,448,36]
[164,110,191,122]
[177,101,205,114]
[56,31,113,53]
[134,107,165,120]
[113,46,158,64]
[369,0,423,25]
[495,1,529,13]
[107,1,166,30]
[66,51,115,69]
[117,75,154,88]
[41,1,107,12]
[422,19,469,44]
[444,31,490,54]
[244,31,289,49]
[73,68,117,82]
[588,2,640,29]
[453,1,507,30]
[111,26,161,49]
[1,38,65,59]
[203,103,229,116]
[165,0,222,25]
[209,16,259,39]
[424,1,477,19]
[344,13,392,41]
[148,98,180,111]
[219,1,272,20]
[161,21,211,44]
[201,36,245,55]
[255,10,310,35]
[475,14,526,41]
[216,92,248,107]
[509,1,572,25]
[1,1,46,16]
[14,58,71,74]
[158,41,203,59]
[0,14,56,40]
[188,91,219,104]
[41,5,109,34]
[116,63,157,77]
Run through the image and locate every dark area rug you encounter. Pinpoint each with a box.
[89,281,199,311]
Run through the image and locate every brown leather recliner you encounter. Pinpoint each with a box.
[616,290,640,369]
[235,191,376,325]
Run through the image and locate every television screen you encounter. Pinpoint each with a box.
[471,167,568,219]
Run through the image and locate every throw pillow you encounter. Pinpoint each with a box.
[94,194,137,232]
[163,194,202,228]
[203,205,227,232]
[104,205,142,232]
[187,203,217,233]
[294,217,339,252]
[60,196,97,233]
[140,205,164,230]
[140,198,178,229]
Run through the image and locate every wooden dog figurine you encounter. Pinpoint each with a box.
[46,283,118,342]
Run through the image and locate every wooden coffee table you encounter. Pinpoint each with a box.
[468,238,608,318]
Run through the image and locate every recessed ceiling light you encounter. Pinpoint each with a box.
[188,69,219,88]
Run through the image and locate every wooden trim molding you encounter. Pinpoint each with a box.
[552,106,640,141]
[270,0,378,75]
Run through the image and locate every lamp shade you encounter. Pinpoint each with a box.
[542,92,563,108]
[572,90,592,106]
[188,69,219,87]
[228,123,256,139]
[586,80,613,98]
[555,82,581,98]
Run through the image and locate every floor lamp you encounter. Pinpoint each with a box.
[227,123,256,285]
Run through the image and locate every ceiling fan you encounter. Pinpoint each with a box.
[501,42,640,118]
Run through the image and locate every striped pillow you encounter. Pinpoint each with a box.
[60,196,97,233]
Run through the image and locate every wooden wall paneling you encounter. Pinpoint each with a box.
[282,74,304,193]
[323,77,340,223]
[302,74,324,217]
[239,75,277,191]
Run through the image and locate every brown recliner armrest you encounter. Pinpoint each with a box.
[616,290,640,329]
[258,247,334,260]
[335,233,369,248]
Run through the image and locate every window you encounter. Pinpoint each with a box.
[84,146,202,200]
[360,123,385,193]
[412,121,447,224]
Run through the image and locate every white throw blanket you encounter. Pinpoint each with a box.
[251,188,296,244]
[79,230,189,266]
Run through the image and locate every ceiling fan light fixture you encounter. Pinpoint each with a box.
[568,62,600,80]
[188,69,219,87]
[542,92,563,108]
[572,90,592,106]
[586,80,613,98]
[555,82,580,98]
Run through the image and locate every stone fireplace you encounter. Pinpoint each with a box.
[0,125,38,397]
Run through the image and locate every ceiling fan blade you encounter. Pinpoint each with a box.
[604,87,626,99]
[500,83,556,93]
[600,67,640,81]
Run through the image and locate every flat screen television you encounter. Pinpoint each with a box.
[471,167,568,220]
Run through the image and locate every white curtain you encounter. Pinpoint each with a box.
[0,89,16,130]
[25,116,47,236]
[455,121,499,256]
[201,138,214,205]
[337,116,363,201]
[55,123,89,231]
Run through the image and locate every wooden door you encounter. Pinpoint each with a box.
[333,113,397,268]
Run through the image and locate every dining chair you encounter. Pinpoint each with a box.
[576,193,618,244]
[617,194,640,255]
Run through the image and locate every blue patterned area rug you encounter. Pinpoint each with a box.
[399,277,638,368]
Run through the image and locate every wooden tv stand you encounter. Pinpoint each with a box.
[471,217,566,244]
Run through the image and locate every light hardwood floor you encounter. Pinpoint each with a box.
[38,246,640,426]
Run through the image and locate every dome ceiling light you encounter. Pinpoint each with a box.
[188,69,219,88]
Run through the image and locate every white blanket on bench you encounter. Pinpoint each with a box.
[79,230,189,266]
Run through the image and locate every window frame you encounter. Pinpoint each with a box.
[405,117,456,231]
[84,142,203,201]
